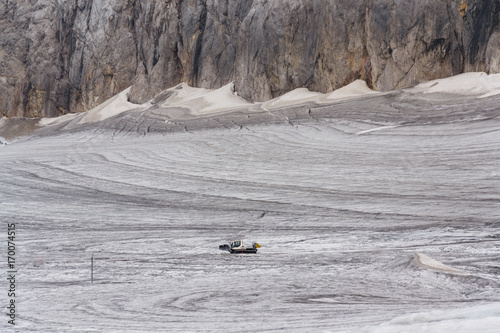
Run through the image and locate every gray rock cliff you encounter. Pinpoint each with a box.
[1,0,499,118]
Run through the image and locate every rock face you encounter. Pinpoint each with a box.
[1,0,499,118]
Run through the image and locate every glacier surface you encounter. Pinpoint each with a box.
[1,75,500,331]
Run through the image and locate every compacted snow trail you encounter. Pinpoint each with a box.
[1,83,500,331]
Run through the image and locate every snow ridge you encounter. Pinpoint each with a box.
[413,253,468,276]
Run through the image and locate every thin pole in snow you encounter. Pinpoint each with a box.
[91,253,93,283]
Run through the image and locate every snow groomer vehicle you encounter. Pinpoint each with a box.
[219,240,260,254]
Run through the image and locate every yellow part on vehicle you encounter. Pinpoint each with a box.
[255,243,261,248]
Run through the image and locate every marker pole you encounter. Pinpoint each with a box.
[91,253,94,283]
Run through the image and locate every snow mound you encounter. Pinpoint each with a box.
[370,303,500,333]
[261,80,377,110]
[413,253,468,275]
[412,72,500,98]
[159,83,211,105]
[78,87,144,124]
[262,88,324,110]
[38,113,78,126]
[160,82,252,115]
[326,79,378,100]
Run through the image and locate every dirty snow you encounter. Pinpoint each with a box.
[160,82,252,115]
[410,72,500,98]
[78,87,144,124]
